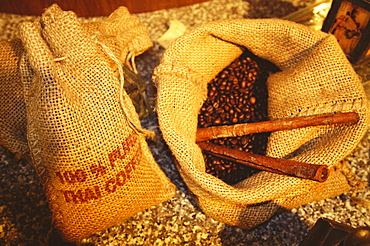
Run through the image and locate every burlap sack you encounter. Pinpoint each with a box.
[17,5,175,241]
[0,5,152,156]
[154,19,369,229]
[0,39,29,156]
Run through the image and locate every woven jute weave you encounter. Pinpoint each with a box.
[11,4,175,241]
[0,4,153,156]
[154,19,369,229]
[0,38,28,155]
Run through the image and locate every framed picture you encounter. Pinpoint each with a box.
[322,0,370,63]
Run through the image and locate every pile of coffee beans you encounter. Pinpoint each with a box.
[198,50,279,185]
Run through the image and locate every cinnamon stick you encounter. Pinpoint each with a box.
[198,141,329,182]
[196,112,359,142]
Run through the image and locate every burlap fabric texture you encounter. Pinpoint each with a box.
[0,38,28,156]
[15,4,175,241]
[154,19,369,229]
[0,4,152,156]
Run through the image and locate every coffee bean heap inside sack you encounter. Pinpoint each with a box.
[198,50,279,185]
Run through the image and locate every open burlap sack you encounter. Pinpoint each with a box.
[0,5,151,157]
[154,19,369,229]
[17,4,175,241]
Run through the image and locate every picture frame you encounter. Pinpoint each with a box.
[322,0,370,63]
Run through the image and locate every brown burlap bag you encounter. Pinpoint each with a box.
[17,5,175,241]
[154,19,369,229]
[0,38,29,156]
[0,5,152,156]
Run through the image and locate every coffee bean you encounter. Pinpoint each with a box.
[216,108,224,114]
[249,97,256,104]
[214,118,222,125]
[240,80,247,88]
